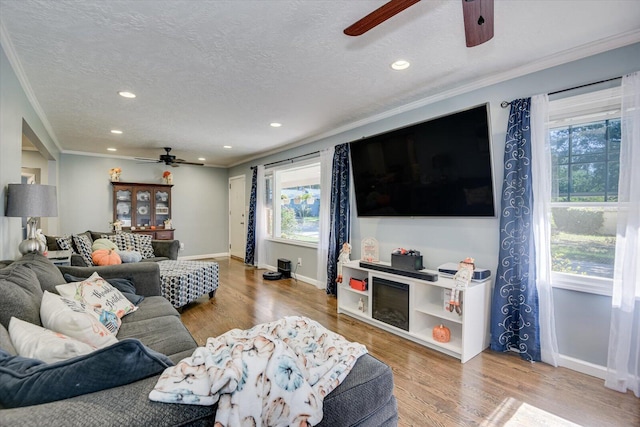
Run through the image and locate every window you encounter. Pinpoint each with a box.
[548,86,621,289]
[264,161,321,245]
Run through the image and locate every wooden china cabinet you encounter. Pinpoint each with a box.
[111,182,174,240]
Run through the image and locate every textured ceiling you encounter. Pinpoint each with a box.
[1,0,639,167]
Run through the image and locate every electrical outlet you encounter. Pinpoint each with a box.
[297,257,302,266]
[179,242,185,250]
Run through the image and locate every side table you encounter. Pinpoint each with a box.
[46,250,72,266]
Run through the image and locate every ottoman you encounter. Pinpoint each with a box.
[157,260,219,308]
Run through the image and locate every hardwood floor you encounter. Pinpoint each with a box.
[180,257,639,427]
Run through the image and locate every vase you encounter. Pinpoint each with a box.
[111,174,120,182]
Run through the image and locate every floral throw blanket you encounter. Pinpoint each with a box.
[149,316,367,426]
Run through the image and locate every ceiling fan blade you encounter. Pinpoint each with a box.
[135,157,160,162]
[175,160,204,166]
[344,0,421,36]
[462,0,494,47]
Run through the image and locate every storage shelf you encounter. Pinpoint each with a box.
[337,260,491,363]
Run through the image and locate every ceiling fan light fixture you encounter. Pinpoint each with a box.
[391,60,410,70]
[118,91,136,98]
[110,129,123,134]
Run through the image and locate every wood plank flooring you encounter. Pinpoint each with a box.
[180,257,639,427]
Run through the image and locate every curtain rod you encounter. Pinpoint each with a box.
[251,150,320,169]
[500,76,622,108]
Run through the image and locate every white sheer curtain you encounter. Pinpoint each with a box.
[531,94,560,367]
[606,71,640,397]
[316,147,334,288]
[255,165,268,269]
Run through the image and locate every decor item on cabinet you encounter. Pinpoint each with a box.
[349,277,367,291]
[6,183,58,255]
[433,324,451,343]
[391,248,424,271]
[137,206,149,215]
[110,219,123,232]
[361,237,379,262]
[446,257,475,315]
[358,297,364,312]
[336,242,351,283]
[109,167,121,182]
[162,170,173,184]
[164,218,172,229]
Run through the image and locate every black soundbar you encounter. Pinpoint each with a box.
[359,261,438,282]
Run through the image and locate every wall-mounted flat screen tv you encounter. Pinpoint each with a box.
[350,104,495,217]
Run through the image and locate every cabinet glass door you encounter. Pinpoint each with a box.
[135,190,152,227]
[155,190,170,227]
[115,189,132,226]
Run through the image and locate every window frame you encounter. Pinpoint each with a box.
[547,86,622,296]
[264,158,321,248]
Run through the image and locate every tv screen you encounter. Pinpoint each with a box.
[350,104,495,217]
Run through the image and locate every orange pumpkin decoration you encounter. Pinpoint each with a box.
[92,249,122,266]
[432,324,451,343]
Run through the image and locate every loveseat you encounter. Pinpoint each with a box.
[0,253,398,426]
[45,230,180,266]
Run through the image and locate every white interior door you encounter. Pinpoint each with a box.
[229,175,246,259]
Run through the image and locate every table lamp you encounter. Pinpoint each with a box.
[6,183,58,255]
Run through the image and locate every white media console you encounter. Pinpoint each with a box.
[337,260,492,363]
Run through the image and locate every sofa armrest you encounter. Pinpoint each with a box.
[58,263,162,297]
[152,239,179,260]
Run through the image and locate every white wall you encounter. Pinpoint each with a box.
[58,154,229,257]
[229,43,640,372]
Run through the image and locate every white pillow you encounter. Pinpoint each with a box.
[8,317,95,363]
[56,272,138,321]
[40,291,118,349]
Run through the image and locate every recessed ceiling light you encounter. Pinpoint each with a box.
[223,145,232,149]
[107,148,117,152]
[110,129,123,134]
[391,60,410,71]
[270,122,282,128]
[198,157,206,161]
[118,91,136,98]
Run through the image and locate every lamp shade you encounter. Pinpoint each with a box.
[6,184,58,218]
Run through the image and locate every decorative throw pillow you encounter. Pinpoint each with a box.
[118,250,143,263]
[63,273,144,305]
[72,234,94,266]
[10,252,67,295]
[130,234,155,259]
[56,272,138,320]
[103,233,155,259]
[91,238,118,252]
[55,236,75,253]
[0,339,174,408]
[8,317,95,364]
[40,291,118,348]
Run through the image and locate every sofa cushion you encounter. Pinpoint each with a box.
[72,234,95,266]
[10,252,66,294]
[0,339,174,409]
[118,250,143,263]
[0,264,43,329]
[117,315,196,358]
[120,296,178,322]
[40,291,118,348]
[63,273,144,305]
[8,317,95,363]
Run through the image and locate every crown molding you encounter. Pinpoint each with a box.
[0,19,63,154]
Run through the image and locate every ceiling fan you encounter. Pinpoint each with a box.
[136,147,204,167]
[344,0,494,47]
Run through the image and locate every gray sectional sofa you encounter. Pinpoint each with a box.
[45,230,180,266]
[0,253,398,426]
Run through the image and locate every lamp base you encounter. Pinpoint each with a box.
[18,238,44,255]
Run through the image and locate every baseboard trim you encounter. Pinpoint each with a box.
[558,354,607,380]
[178,252,229,260]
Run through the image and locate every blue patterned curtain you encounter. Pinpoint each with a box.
[244,167,258,265]
[326,143,350,295]
[490,98,541,362]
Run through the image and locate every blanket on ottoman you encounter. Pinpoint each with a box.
[149,316,367,426]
